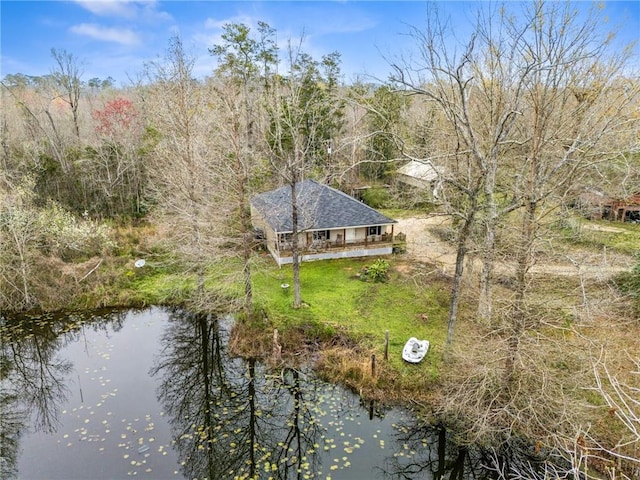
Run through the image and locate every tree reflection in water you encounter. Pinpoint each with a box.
[380,419,555,480]
[0,310,127,479]
[380,422,490,480]
[151,309,323,480]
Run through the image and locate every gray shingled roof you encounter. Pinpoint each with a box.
[251,179,396,233]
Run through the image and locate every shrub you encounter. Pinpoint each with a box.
[42,203,116,260]
[360,258,390,283]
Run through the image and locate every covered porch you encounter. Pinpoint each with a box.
[270,228,406,266]
[275,232,404,254]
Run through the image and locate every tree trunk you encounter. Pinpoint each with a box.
[446,206,477,347]
[505,196,537,386]
[239,177,253,315]
[478,162,498,324]
[477,222,495,324]
[290,181,302,308]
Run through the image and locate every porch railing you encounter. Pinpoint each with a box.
[275,232,405,254]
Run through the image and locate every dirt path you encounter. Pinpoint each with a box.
[394,215,630,278]
[395,215,457,271]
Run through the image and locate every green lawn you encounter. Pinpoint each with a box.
[251,255,450,379]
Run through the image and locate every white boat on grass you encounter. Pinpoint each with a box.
[402,337,429,363]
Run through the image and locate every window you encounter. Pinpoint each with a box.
[368,226,381,236]
[278,233,293,243]
[312,230,330,241]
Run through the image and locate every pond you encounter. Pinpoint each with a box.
[1,307,503,479]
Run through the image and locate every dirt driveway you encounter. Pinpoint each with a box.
[395,215,457,271]
[394,215,631,278]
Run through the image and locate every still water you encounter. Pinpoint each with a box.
[1,307,495,479]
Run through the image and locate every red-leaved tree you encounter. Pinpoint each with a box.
[92,98,139,138]
[88,97,146,216]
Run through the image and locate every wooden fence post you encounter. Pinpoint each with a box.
[384,330,389,361]
[273,329,282,360]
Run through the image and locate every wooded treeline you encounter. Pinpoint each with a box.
[1,1,639,477]
[2,2,637,307]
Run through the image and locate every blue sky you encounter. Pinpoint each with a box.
[1,1,638,86]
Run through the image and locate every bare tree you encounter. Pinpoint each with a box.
[0,178,40,309]
[1,69,126,217]
[143,36,233,311]
[390,0,639,349]
[332,83,411,191]
[1,76,72,178]
[50,48,84,139]
[390,4,496,346]
[502,0,638,384]
[86,96,148,216]
[266,40,344,308]
[542,352,640,480]
[209,22,278,316]
[391,2,640,472]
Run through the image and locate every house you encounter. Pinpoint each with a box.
[250,179,399,266]
[608,192,640,222]
[396,160,443,198]
[571,187,640,222]
[571,186,615,220]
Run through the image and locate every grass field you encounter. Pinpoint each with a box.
[555,218,640,255]
[250,255,450,393]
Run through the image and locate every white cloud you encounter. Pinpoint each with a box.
[75,0,137,18]
[74,0,172,22]
[138,1,173,22]
[70,23,141,46]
